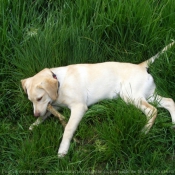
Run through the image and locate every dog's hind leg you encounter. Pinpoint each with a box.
[148,95,175,127]
[121,96,157,134]
[137,99,158,134]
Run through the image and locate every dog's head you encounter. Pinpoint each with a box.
[21,68,59,117]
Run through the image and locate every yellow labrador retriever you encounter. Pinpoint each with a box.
[21,42,175,157]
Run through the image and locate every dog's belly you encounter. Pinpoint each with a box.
[85,80,120,106]
[86,89,119,106]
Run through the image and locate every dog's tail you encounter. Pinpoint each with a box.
[139,40,174,68]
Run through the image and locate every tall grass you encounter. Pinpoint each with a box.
[1,0,175,173]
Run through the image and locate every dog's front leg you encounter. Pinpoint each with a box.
[58,103,88,157]
[29,112,51,130]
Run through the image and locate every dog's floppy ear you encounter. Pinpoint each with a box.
[21,79,28,94]
[38,78,59,101]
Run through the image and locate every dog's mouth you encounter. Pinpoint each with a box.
[34,109,49,118]
[34,101,53,117]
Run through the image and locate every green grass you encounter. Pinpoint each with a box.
[1,0,175,174]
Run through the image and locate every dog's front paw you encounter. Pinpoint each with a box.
[58,139,70,158]
[58,148,68,158]
[29,124,36,130]
[58,152,66,158]
[29,125,34,131]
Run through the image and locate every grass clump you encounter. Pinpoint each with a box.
[1,0,175,173]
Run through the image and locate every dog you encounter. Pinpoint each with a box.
[21,41,175,157]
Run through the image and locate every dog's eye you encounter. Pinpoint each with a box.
[37,97,42,101]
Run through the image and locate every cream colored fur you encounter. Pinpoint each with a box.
[21,41,175,157]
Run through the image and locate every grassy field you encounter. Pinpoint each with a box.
[1,0,175,174]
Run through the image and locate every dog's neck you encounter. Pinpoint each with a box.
[51,71,60,99]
